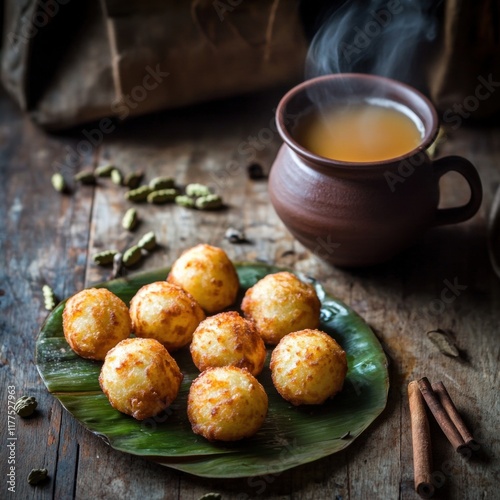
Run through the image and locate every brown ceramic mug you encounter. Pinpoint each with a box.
[268,74,483,267]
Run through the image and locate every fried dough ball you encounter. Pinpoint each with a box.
[99,338,183,420]
[241,271,321,345]
[187,366,268,441]
[62,288,131,360]
[270,329,347,406]
[167,244,239,313]
[190,311,266,376]
[129,281,205,351]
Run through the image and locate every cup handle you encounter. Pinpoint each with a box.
[432,155,483,227]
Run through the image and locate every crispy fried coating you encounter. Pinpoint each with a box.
[99,338,183,420]
[187,366,268,441]
[190,311,266,376]
[129,281,205,351]
[270,329,347,405]
[167,244,239,313]
[241,271,321,345]
[62,288,131,360]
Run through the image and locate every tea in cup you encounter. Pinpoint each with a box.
[268,74,483,266]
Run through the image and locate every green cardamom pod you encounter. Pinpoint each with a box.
[124,171,144,189]
[185,183,212,198]
[14,396,38,417]
[175,195,196,208]
[122,245,142,267]
[74,169,97,185]
[149,176,175,190]
[51,173,70,193]
[147,189,177,204]
[42,285,56,311]
[122,208,139,231]
[125,185,153,202]
[92,250,117,265]
[27,468,48,485]
[137,231,157,251]
[94,164,115,177]
[195,194,223,210]
[111,168,124,186]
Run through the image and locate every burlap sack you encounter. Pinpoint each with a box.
[1,0,498,130]
[1,0,307,129]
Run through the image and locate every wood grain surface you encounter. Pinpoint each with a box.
[1,86,499,499]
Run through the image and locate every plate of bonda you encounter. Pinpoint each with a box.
[36,261,389,478]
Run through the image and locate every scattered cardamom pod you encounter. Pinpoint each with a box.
[198,494,222,500]
[186,183,212,198]
[195,194,223,210]
[125,185,153,202]
[124,171,144,189]
[74,169,97,185]
[122,208,139,231]
[137,231,157,251]
[122,245,142,267]
[27,468,48,485]
[94,164,115,177]
[147,189,177,204]
[225,227,247,244]
[149,176,175,190]
[111,168,124,186]
[42,285,56,311]
[14,396,38,417]
[427,329,460,357]
[175,195,196,208]
[51,173,70,193]
[93,250,117,266]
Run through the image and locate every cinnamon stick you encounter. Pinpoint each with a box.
[417,377,467,454]
[408,381,435,498]
[432,381,477,449]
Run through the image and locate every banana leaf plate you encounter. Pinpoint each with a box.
[36,263,389,478]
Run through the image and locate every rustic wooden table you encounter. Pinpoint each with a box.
[1,86,499,500]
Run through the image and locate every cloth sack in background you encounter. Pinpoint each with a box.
[1,0,307,129]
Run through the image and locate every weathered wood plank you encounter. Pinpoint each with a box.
[1,87,499,500]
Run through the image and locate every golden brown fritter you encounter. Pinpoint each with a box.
[99,337,183,420]
[270,329,347,405]
[129,281,205,352]
[241,271,321,345]
[190,311,266,376]
[187,366,268,441]
[62,288,131,360]
[167,244,239,313]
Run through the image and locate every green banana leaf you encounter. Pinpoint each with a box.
[36,263,389,478]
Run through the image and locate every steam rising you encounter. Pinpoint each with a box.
[306,0,440,87]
